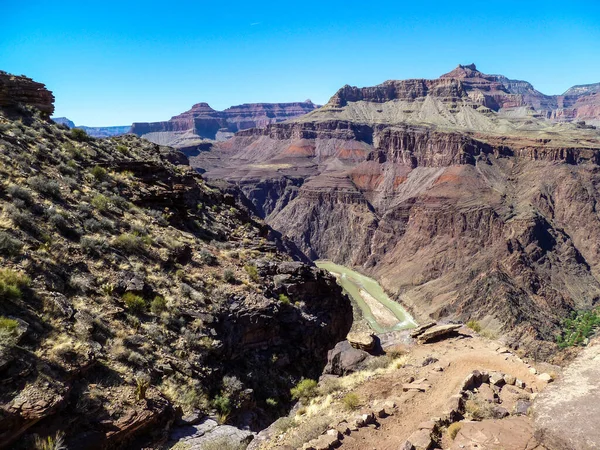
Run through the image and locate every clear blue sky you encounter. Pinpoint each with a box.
[3,0,599,126]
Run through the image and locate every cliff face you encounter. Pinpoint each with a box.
[130,100,319,145]
[0,73,351,448]
[192,65,600,359]
[0,71,54,115]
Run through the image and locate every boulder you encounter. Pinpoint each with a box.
[417,324,461,344]
[404,429,434,450]
[347,331,376,351]
[323,340,370,375]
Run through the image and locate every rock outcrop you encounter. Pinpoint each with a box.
[0,71,54,115]
[130,100,319,146]
[192,65,600,358]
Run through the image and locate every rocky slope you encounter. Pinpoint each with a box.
[0,73,351,449]
[130,100,319,148]
[51,117,130,138]
[192,65,600,359]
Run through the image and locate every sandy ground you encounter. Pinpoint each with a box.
[359,289,399,328]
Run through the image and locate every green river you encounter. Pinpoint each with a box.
[316,260,417,333]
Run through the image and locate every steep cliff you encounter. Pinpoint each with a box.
[0,73,351,449]
[193,65,600,359]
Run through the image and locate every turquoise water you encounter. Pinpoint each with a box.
[316,260,417,333]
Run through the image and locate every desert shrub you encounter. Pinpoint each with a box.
[278,293,291,305]
[28,176,61,199]
[116,144,128,154]
[150,295,166,314]
[7,184,32,203]
[212,394,232,423]
[290,378,318,403]
[244,264,259,282]
[48,212,71,233]
[70,128,89,142]
[0,269,30,301]
[448,422,462,440]
[114,233,148,254]
[364,355,393,371]
[4,204,37,232]
[273,416,296,434]
[342,392,361,410]
[91,194,111,212]
[34,431,66,450]
[223,269,236,284]
[135,372,151,400]
[91,165,108,181]
[0,316,19,334]
[123,292,146,313]
[0,232,22,256]
[58,162,76,175]
[199,249,218,266]
[556,309,600,348]
[288,415,331,449]
[81,236,108,256]
[465,398,495,421]
[466,319,482,333]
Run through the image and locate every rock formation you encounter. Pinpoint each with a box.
[130,100,319,147]
[192,65,600,358]
[0,71,54,115]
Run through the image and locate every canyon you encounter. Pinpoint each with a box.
[192,64,600,360]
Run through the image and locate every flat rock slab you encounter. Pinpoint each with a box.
[417,324,461,344]
[534,340,600,450]
[449,417,544,450]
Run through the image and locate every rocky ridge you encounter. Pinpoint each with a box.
[51,117,130,138]
[130,100,319,148]
[192,65,600,359]
[0,73,351,448]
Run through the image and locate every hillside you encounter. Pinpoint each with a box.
[192,64,600,359]
[0,72,351,449]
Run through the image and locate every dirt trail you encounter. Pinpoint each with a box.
[338,333,545,450]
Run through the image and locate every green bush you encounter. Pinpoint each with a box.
[0,269,31,301]
[278,293,291,305]
[114,233,148,254]
[556,309,600,348]
[0,316,19,334]
[466,319,482,333]
[223,269,236,284]
[70,127,90,142]
[123,292,146,313]
[91,194,111,212]
[290,378,318,403]
[91,165,108,181]
[342,392,361,410]
[150,295,166,314]
[244,264,259,282]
